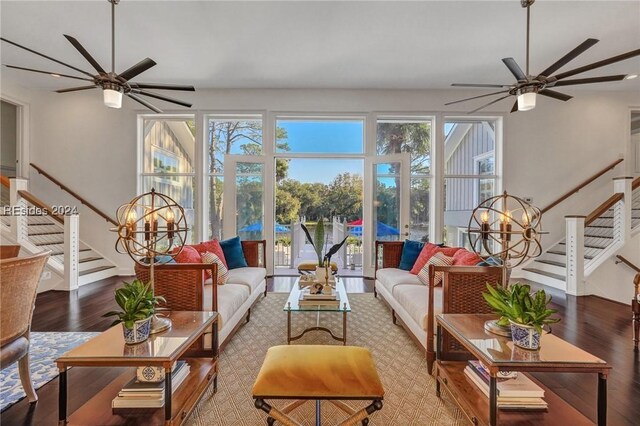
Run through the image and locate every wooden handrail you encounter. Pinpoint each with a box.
[30,163,117,225]
[18,190,64,224]
[616,255,640,274]
[585,193,623,225]
[0,174,10,188]
[633,177,640,190]
[540,158,623,214]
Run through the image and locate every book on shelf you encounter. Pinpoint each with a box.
[298,298,340,307]
[463,366,547,411]
[466,361,544,398]
[112,361,190,409]
[302,290,337,300]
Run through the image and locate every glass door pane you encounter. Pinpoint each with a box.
[373,162,402,241]
[223,156,265,240]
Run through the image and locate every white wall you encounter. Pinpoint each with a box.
[2,77,639,297]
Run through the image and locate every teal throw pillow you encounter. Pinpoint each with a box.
[220,236,248,269]
[399,240,425,271]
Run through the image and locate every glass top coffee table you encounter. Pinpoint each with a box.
[284,276,351,345]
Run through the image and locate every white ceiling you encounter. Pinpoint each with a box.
[1,1,639,91]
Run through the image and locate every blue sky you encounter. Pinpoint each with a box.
[277,121,364,184]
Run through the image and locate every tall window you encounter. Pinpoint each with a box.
[206,115,263,239]
[141,115,195,241]
[443,119,497,246]
[376,118,432,241]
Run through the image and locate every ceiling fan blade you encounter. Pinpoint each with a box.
[539,89,573,101]
[129,83,195,91]
[127,93,163,113]
[1,37,95,78]
[554,74,627,86]
[502,58,527,81]
[118,58,157,82]
[467,94,512,114]
[132,90,192,108]
[538,38,599,77]
[55,85,97,93]
[64,35,106,74]
[445,90,510,106]
[510,100,519,113]
[554,49,640,80]
[451,83,510,88]
[3,64,94,82]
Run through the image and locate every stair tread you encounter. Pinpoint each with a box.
[79,265,116,276]
[79,256,103,263]
[584,235,613,239]
[535,259,566,268]
[523,268,565,281]
[547,250,595,260]
[559,242,607,250]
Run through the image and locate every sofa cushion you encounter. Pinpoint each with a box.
[201,251,229,284]
[172,245,201,264]
[410,244,462,275]
[452,249,482,266]
[220,236,249,269]
[227,267,267,292]
[417,252,454,286]
[203,283,250,330]
[399,240,425,271]
[392,284,442,331]
[193,240,228,268]
[376,268,422,294]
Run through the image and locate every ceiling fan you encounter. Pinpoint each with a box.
[1,0,194,113]
[447,0,640,114]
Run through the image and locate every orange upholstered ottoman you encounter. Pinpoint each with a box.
[252,345,384,426]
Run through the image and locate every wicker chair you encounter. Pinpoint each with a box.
[427,264,503,371]
[0,245,21,259]
[0,251,50,403]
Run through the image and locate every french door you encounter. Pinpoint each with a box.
[223,155,275,274]
[363,153,410,277]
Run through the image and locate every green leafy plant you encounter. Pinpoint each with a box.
[103,279,166,329]
[483,283,560,334]
[301,220,348,266]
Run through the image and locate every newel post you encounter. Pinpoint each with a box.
[64,214,80,291]
[9,178,29,243]
[613,177,633,245]
[565,215,586,296]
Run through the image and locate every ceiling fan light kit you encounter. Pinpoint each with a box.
[1,0,195,113]
[448,0,640,114]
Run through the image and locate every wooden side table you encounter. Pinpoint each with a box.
[56,311,218,425]
[435,314,610,426]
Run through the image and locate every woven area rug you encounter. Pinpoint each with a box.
[0,331,99,412]
[187,293,464,425]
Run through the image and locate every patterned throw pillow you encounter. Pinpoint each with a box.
[201,251,229,285]
[417,252,454,286]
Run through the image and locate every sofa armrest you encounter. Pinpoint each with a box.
[134,262,218,312]
[241,240,267,268]
[374,241,404,274]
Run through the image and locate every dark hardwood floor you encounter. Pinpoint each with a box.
[1,275,638,425]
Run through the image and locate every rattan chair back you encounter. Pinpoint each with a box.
[0,251,50,346]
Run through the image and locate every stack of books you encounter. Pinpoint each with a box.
[299,289,340,307]
[464,360,547,411]
[112,361,190,409]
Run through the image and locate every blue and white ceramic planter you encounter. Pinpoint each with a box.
[509,321,541,350]
[123,317,152,345]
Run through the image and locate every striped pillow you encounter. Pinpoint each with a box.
[201,251,229,285]
[417,252,454,286]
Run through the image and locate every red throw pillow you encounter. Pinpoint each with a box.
[452,249,482,266]
[410,243,441,275]
[171,245,201,264]
[192,240,228,269]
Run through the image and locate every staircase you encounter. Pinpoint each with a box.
[522,176,640,291]
[1,176,118,289]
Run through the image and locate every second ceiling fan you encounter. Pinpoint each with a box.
[447,0,640,114]
[1,0,194,113]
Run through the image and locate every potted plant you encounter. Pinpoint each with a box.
[301,220,348,281]
[483,283,560,350]
[103,279,166,345]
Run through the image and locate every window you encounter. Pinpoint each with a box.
[140,116,196,242]
[206,115,263,239]
[377,118,433,241]
[443,119,498,246]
